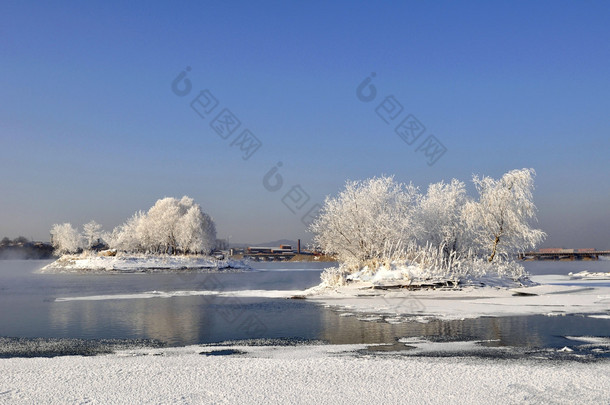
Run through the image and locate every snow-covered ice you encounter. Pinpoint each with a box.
[54,289,303,302]
[1,343,608,404]
[54,290,220,302]
[302,273,610,321]
[569,270,610,280]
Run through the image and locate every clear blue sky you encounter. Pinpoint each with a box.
[1,1,609,248]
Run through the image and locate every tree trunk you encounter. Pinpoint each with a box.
[488,235,500,262]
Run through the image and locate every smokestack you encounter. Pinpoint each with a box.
[297,239,301,254]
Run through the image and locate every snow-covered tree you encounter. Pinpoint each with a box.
[106,196,216,255]
[50,223,82,255]
[463,168,546,262]
[311,169,546,285]
[176,205,216,254]
[108,211,144,253]
[82,220,103,250]
[138,197,183,254]
[310,176,419,268]
[416,179,468,260]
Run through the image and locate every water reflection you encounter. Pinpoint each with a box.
[317,307,610,349]
[49,296,324,346]
[48,293,610,350]
[49,297,207,344]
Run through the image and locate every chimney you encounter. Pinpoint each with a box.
[297,239,301,254]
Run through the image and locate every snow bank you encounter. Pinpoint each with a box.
[1,344,608,404]
[304,273,610,321]
[569,271,610,280]
[40,253,250,273]
[301,263,610,321]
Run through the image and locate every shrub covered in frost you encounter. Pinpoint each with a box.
[312,169,545,285]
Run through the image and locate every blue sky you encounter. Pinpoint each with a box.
[1,1,609,248]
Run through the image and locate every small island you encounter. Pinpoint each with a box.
[307,168,545,291]
[42,196,249,273]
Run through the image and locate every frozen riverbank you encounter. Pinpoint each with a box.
[301,274,610,322]
[40,254,250,273]
[1,343,608,404]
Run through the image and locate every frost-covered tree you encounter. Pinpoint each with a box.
[138,197,183,254]
[463,168,546,262]
[310,176,419,268]
[416,179,468,260]
[176,205,217,254]
[107,196,216,255]
[311,169,546,285]
[50,223,82,255]
[82,220,103,250]
[108,211,144,253]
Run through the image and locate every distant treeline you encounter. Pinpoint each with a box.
[0,237,55,259]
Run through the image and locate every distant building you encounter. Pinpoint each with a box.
[247,245,294,254]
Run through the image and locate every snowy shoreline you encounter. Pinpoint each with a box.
[1,343,609,404]
[300,273,610,322]
[39,254,251,273]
